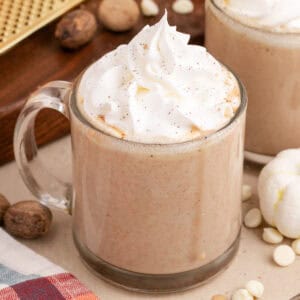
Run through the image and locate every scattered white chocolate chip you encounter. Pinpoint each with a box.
[172,0,194,14]
[141,0,159,17]
[232,289,253,300]
[292,239,300,255]
[242,185,252,201]
[273,245,295,267]
[245,280,264,298]
[244,208,262,228]
[262,227,284,244]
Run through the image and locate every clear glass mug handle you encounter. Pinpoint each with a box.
[13,81,73,214]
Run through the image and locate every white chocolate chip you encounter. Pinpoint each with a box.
[245,280,264,298]
[262,227,283,244]
[141,0,159,16]
[273,245,295,267]
[172,0,194,14]
[232,289,253,300]
[292,239,300,255]
[242,185,252,201]
[244,208,262,228]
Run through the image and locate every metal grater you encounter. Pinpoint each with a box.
[0,0,85,54]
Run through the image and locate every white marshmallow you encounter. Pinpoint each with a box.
[258,148,300,239]
[275,182,300,239]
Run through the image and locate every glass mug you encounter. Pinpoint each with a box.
[14,65,247,292]
[205,0,300,164]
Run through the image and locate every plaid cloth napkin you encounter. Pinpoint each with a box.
[0,229,98,300]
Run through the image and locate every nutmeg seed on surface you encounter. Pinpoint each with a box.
[55,9,97,49]
[98,0,140,32]
[0,194,10,225]
[4,200,52,239]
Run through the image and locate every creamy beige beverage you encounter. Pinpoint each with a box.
[205,0,300,161]
[69,15,246,291]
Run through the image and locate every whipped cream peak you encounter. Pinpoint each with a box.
[215,0,300,32]
[78,13,240,143]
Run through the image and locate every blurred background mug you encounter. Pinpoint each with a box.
[205,0,300,164]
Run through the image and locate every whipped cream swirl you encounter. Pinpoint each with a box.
[78,14,240,143]
[214,0,300,32]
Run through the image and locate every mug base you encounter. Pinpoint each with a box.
[73,231,240,294]
[244,150,274,165]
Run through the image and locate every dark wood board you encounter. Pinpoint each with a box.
[0,0,204,166]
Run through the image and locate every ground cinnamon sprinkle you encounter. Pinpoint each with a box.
[97,115,126,138]
[110,125,126,139]
[97,115,105,122]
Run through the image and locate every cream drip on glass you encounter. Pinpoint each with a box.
[78,13,240,143]
[214,0,300,32]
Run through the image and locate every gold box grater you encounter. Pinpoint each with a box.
[0,0,85,54]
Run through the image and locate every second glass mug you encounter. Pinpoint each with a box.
[205,0,300,164]
[14,64,247,292]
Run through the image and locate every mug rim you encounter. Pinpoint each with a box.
[69,63,247,148]
[209,0,300,36]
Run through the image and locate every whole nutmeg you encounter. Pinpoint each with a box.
[4,200,52,239]
[55,9,97,49]
[98,0,140,32]
[0,194,10,225]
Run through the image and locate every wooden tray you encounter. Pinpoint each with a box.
[0,0,204,166]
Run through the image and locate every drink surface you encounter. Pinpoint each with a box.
[78,13,240,144]
[213,0,300,32]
